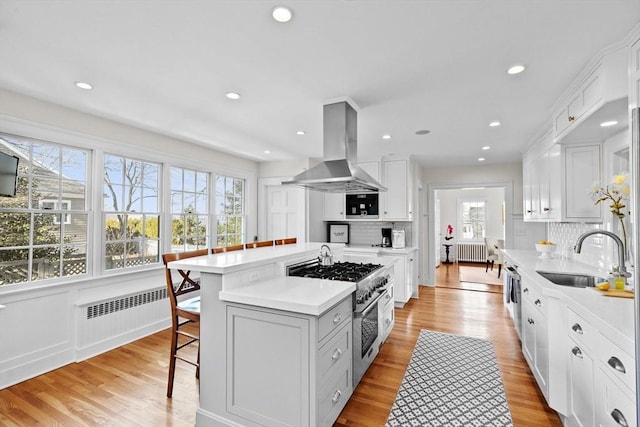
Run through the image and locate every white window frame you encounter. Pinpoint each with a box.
[457,198,487,242]
[169,166,211,253]
[215,174,246,247]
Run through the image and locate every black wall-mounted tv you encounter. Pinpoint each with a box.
[0,151,19,197]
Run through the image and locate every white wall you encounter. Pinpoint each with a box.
[0,89,260,389]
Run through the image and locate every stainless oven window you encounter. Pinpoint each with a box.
[358,300,379,357]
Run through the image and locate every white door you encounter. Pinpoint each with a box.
[266,185,302,241]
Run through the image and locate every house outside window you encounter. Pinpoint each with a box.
[215,175,244,246]
[170,167,210,252]
[40,199,71,224]
[103,154,160,271]
[459,200,486,241]
[0,133,89,285]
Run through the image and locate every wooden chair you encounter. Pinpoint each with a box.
[162,248,208,398]
[274,237,297,245]
[245,240,274,249]
[212,244,244,254]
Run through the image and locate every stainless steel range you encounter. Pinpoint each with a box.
[287,259,394,384]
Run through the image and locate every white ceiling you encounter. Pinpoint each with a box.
[0,1,638,169]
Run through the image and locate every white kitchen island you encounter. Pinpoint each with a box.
[168,243,356,427]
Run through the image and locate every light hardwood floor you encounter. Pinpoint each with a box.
[0,263,562,426]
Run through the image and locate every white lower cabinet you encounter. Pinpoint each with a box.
[596,368,637,427]
[380,249,416,307]
[520,277,549,398]
[226,297,353,427]
[566,336,595,427]
[378,285,394,344]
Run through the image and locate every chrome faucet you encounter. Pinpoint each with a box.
[574,230,631,280]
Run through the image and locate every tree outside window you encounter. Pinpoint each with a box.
[215,175,244,246]
[170,167,209,252]
[103,154,160,270]
[460,200,486,241]
[0,134,88,286]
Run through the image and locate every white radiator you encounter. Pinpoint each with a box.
[76,287,171,360]
[456,243,486,262]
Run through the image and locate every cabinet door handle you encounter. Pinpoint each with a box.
[610,409,628,427]
[534,299,542,307]
[331,389,342,404]
[527,318,534,325]
[607,356,626,374]
[331,348,343,360]
[385,318,392,325]
[523,288,529,294]
[333,313,343,324]
[571,346,583,359]
[568,115,575,122]
[385,293,391,300]
[543,207,550,212]
[571,323,583,334]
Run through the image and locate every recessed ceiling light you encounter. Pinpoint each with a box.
[225,92,240,100]
[507,64,525,75]
[478,157,486,162]
[74,81,92,90]
[296,130,306,135]
[382,134,392,140]
[482,146,491,150]
[600,120,618,127]
[415,129,430,135]
[264,150,271,154]
[489,121,501,127]
[272,5,293,23]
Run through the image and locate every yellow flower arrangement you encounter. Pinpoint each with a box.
[591,173,630,257]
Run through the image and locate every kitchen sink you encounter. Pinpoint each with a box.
[536,271,605,288]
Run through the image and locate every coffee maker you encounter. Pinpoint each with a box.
[381,228,392,247]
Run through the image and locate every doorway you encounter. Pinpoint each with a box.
[426,182,513,287]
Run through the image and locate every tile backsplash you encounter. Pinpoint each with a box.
[336,221,413,246]
[548,222,620,271]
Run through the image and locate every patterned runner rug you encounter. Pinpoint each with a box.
[386,330,513,427]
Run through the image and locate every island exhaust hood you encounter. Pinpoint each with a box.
[282,101,386,193]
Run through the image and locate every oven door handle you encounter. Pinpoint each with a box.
[354,293,384,318]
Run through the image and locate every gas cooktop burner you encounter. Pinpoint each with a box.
[289,261,382,282]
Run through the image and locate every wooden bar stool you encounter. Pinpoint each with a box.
[212,244,244,254]
[162,248,208,398]
[275,237,297,245]
[245,240,274,249]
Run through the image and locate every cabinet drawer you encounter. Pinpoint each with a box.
[382,303,394,339]
[318,363,352,427]
[318,298,352,343]
[598,368,637,427]
[521,283,544,313]
[381,286,394,310]
[597,333,636,394]
[318,324,351,381]
[567,308,595,351]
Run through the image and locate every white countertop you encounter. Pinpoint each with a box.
[502,249,635,344]
[167,242,344,274]
[219,276,355,315]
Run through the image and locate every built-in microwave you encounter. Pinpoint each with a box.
[346,193,379,219]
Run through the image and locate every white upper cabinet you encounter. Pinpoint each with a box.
[381,158,413,221]
[357,160,380,182]
[552,46,628,143]
[323,192,345,220]
[523,139,601,223]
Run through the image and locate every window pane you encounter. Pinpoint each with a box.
[196,172,207,193]
[61,148,87,181]
[183,192,195,214]
[105,214,125,241]
[171,191,182,213]
[170,167,182,191]
[32,177,60,204]
[195,193,207,213]
[104,184,123,211]
[32,143,61,176]
[65,214,88,244]
[104,154,124,185]
[62,179,87,209]
[142,188,158,212]
[184,169,195,192]
[0,212,31,247]
[0,176,28,209]
[143,163,158,188]
[32,246,60,281]
[0,249,30,285]
[62,245,87,277]
[144,215,160,239]
[125,185,142,212]
[126,214,143,239]
[33,213,61,245]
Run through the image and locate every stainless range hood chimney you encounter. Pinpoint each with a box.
[282,100,386,193]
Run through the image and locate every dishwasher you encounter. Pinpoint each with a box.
[504,265,522,341]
